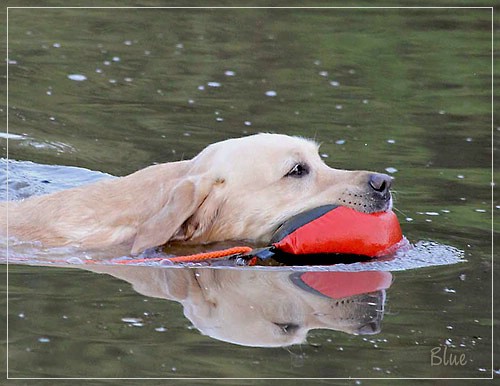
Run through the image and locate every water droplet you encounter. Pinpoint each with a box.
[67,74,87,81]
[121,317,143,324]
[265,90,277,97]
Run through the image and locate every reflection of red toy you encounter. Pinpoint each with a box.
[271,205,403,258]
[292,271,393,299]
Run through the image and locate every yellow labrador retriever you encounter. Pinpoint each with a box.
[1,133,393,254]
[80,265,391,347]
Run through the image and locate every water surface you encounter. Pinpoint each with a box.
[2,6,495,381]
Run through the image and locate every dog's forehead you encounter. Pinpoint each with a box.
[205,134,319,160]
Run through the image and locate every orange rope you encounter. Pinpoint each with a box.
[112,246,253,265]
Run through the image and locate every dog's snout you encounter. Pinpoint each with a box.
[368,173,392,195]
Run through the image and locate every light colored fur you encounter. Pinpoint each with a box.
[0,133,391,254]
[80,264,391,347]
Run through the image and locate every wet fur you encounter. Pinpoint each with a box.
[0,134,392,254]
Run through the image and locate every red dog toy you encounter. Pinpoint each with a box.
[244,205,403,265]
[114,205,404,266]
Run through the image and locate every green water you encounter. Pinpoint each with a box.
[1,5,497,382]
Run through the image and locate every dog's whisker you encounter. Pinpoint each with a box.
[392,206,408,218]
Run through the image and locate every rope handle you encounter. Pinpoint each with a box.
[111,246,253,265]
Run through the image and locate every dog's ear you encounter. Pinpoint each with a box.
[131,174,218,254]
[179,177,226,242]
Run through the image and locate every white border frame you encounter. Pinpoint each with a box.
[4,5,495,381]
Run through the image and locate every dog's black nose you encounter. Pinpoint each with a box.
[368,173,392,195]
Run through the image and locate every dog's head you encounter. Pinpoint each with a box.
[132,133,393,253]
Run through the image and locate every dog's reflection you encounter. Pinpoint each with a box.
[84,265,392,347]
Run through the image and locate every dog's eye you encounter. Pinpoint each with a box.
[285,163,309,178]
